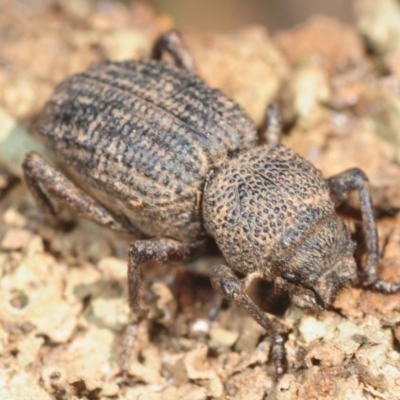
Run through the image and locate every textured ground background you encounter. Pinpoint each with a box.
[1,1,400,399]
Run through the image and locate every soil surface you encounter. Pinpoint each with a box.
[1,1,400,399]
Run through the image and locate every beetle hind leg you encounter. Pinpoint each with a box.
[22,151,134,233]
[151,30,194,71]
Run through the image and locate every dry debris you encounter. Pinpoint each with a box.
[1,1,400,399]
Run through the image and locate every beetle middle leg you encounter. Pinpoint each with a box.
[151,30,194,71]
[210,265,287,377]
[328,168,400,293]
[121,237,207,375]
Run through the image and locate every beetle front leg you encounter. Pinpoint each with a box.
[151,30,194,71]
[328,168,400,293]
[121,238,207,376]
[328,168,378,278]
[210,265,287,377]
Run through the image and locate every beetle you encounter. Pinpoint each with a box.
[22,30,400,377]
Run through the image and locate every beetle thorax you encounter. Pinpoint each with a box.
[202,145,357,308]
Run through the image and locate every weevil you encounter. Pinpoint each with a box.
[22,30,400,377]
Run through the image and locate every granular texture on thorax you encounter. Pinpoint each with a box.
[203,145,335,276]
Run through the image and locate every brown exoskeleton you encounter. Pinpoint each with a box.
[22,31,400,378]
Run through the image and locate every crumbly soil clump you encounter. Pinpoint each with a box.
[1,1,400,399]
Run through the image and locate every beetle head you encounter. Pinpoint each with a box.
[274,215,358,310]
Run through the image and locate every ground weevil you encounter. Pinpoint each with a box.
[22,30,400,378]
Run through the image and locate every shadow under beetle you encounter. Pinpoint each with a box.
[22,31,400,377]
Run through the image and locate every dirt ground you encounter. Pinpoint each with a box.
[1,1,400,399]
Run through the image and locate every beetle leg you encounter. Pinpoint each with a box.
[22,151,134,233]
[327,168,399,293]
[259,102,282,147]
[210,264,287,378]
[122,238,207,376]
[151,30,194,72]
[328,168,378,281]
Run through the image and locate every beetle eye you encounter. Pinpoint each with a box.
[281,272,301,284]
